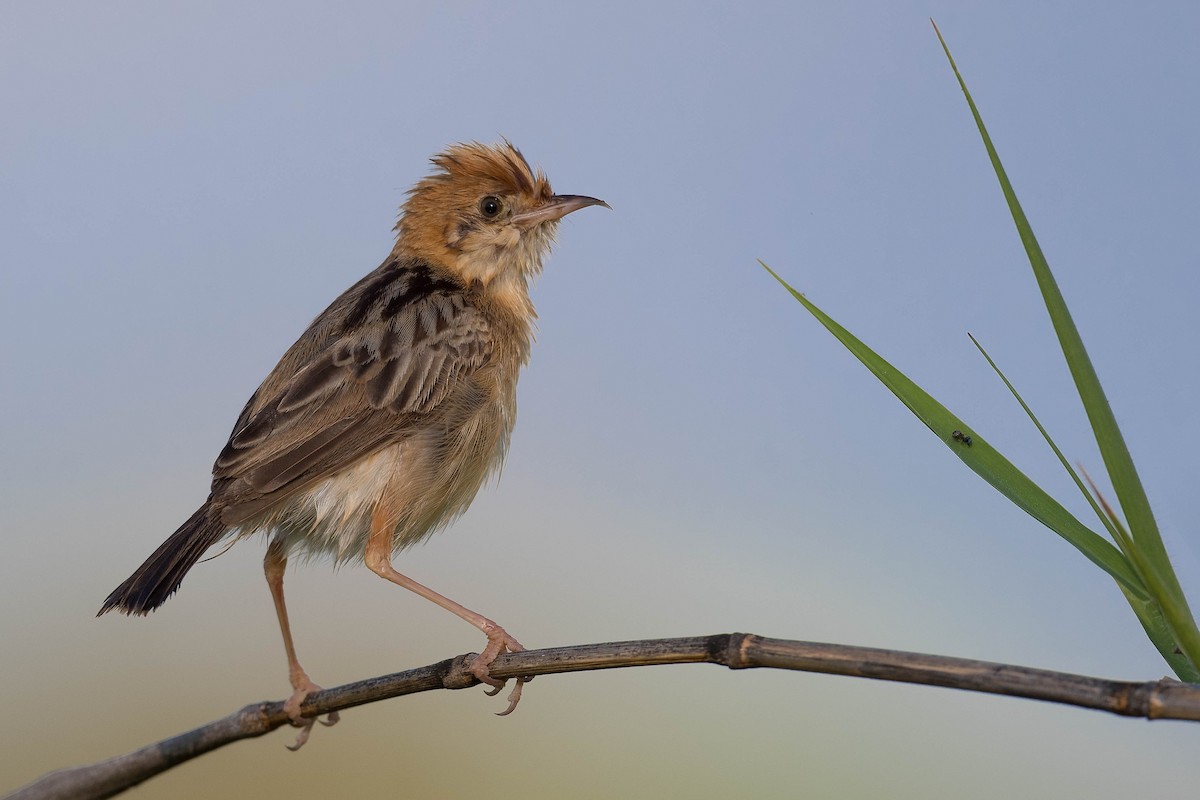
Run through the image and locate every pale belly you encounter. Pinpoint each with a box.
[244,401,512,563]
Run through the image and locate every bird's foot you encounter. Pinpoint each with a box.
[470,623,530,716]
[282,675,340,751]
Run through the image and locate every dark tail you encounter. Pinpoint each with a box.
[98,503,227,616]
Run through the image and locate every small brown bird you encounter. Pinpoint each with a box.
[99,142,607,747]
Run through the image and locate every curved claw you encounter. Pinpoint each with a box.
[469,625,531,713]
[282,679,337,750]
[494,677,526,716]
[286,722,315,752]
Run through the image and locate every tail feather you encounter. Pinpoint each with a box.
[98,503,227,616]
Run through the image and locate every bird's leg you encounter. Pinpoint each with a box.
[365,507,528,715]
[264,537,339,749]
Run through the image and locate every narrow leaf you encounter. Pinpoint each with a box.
[760,263,1144,598]
[931,19,1188,612]
[967,333,1119,542]
[1119,584,1200,683]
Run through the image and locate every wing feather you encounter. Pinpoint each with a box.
[213,276,491,525]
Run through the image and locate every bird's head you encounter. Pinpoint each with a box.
[394,142,607,296]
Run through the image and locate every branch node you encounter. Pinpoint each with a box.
[1148,677,1184,720]
[443,654,480,690]
[716,632,757,669]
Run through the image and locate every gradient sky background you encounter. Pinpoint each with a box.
[3,2,1198,797]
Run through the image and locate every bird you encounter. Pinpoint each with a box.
[98,141,607,748]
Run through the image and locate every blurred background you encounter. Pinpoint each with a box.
[3,1,1198,797]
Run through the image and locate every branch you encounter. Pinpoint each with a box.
[8,633,1199,800]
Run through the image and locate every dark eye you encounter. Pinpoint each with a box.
[479,195,503,218]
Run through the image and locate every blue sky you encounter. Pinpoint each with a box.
[3,2,1198,796]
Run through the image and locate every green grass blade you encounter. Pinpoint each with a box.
[1119,585,1200,682]
[1083,472,1200,674]
[760,262,1144,599]
[931,20,1187,612]
[967,334,1119,542]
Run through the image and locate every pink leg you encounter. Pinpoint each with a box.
[265,537,340,749]
[365,516,528,715]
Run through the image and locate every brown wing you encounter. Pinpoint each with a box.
[213,288,491,525]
